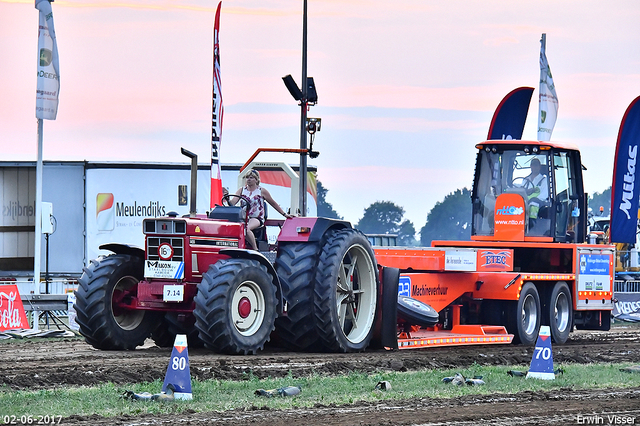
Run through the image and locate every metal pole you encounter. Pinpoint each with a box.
[298,0,308,216]
[181,148,198,217]
[33,118,44,331]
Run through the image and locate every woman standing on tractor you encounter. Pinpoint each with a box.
[232,169,293,250]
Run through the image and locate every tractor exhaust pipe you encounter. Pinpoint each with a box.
[181,147,198,218]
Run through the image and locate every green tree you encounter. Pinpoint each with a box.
[588,187,611,217]
[317,180,342,219]
[420,188,472,246]
[356,201,416,246]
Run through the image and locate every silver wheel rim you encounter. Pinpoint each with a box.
[521,292,538,336]
[335,244,377,344]
[111,276,145,330]
[231,281,265,337]
[554,288,570,333]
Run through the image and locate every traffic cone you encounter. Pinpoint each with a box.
[162,334,193,400]
[526,325,555,380]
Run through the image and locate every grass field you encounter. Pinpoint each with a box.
[2,362,639,419]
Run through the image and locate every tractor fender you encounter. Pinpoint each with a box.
[98,243,145,260]
[219,248,285,315]
[277,217,352,243]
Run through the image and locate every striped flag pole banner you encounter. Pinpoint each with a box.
[35,0,60,120]
[210,2,225,208]
[537,33,558,142]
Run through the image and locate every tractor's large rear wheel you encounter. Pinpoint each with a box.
[314,229,378,352]
[75,254,159,350]
[507,282,541,345]
[274,242,322,351]
[193,259,277,355]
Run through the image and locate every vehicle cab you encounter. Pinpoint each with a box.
[471,140,586,243]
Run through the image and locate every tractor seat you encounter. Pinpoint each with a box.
[208,205,244,222]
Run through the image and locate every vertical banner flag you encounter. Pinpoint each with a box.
[35,0,60,120]
[487,87,534,140]
[210,2,225,208]
[610,96,640,244]
[537,34,558,141]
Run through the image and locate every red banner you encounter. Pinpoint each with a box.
[0,285,30,331]
[210,2,225,207]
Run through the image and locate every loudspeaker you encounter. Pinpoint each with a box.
[307,77,317,103]
[282,74,302,101]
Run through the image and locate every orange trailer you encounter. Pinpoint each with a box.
[376,140,615,348]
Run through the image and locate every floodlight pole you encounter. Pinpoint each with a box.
[298,0,308,217]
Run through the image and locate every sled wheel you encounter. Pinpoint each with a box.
[152,313,204,348]
[547,281,572,344]
[314,229,378,352]
[507,282,541,345]
[194,258,277,355]
[397,296,439,327]
[274,242,322,351]
[75,254,158,350]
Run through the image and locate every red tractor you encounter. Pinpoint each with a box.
[74,152,382,354]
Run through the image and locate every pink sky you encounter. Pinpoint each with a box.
[1,0,640,227]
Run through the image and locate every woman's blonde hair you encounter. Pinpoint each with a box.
[245,169,261,184]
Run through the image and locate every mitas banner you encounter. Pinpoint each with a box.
[0,285,30,331]
[35,0,60,120]
[610,96,640,244]
[487,87,534,141]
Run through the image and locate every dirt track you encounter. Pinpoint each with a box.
[3,326,640,425]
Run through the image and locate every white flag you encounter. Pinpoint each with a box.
[537,34,558,141]
[35,0,60,120]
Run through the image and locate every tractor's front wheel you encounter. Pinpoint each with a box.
[194,259,277,355]
[314,229,378,352]
[75,254,159,350]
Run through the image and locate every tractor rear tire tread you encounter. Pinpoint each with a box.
[273,242,322,351]
[314,229,378,353]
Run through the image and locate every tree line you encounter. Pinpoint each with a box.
[318,181,612,247]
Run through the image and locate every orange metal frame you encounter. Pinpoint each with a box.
[395,306,513,350]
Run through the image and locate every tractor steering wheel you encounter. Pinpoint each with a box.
[221,194,251,209]
[511,177,534,190]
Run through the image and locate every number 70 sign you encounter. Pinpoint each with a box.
[527,326,556,380]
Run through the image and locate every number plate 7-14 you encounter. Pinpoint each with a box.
[163,285,184,302]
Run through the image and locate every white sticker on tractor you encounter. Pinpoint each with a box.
[145,260,185,279]
[444,250,477,271]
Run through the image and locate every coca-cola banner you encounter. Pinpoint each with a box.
[613,292,640,322]
[0,285,30,331]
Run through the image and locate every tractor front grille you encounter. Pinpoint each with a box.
[147,237,184,262]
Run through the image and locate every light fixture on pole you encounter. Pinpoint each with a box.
[282,0,320,217]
